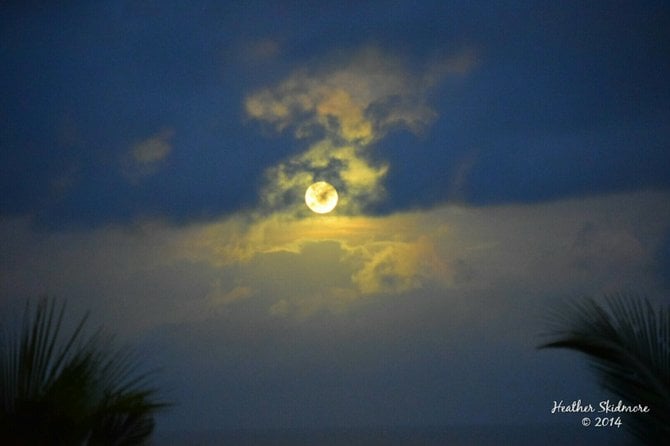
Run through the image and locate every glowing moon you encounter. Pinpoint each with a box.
[305,181,338,214]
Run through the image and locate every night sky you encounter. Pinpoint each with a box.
[2,0,670,440]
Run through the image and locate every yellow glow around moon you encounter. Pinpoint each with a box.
[305,181,339,214]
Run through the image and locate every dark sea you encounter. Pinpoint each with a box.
[153,424,629,445]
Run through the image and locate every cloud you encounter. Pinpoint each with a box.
[242,38,281,63]
[122,128,174,181]
[2,192,666,432]
[245,46,476,214]
[2,191,668,332]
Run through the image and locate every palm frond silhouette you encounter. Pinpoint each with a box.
[0,297,167,445]
[539,294,670,445]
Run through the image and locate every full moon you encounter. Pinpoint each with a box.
[305,181,338,214]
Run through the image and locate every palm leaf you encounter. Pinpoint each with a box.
[0,297,168,445]
[539,294,670,445]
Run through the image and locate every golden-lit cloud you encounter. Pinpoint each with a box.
[178,211,452,301]
[1,192,668,330]
[237,43,478,309]
[3,46,665,331]
[245,46,476,214]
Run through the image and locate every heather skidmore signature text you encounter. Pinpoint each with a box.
[551,399,650,414]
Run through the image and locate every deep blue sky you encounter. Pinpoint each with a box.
[1,1,670,442]
[2,1,669,226]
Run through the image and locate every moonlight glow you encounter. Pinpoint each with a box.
[305,181,339,214]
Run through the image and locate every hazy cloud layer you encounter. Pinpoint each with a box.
[2,191,668,428]
[2,191,668,329]
[0,189,670,428]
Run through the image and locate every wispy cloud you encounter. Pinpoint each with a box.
[242,38,281,64]
[122,128,174,181]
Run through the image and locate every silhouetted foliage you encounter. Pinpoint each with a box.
[0,297,167,445]
[539,294,670,446]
